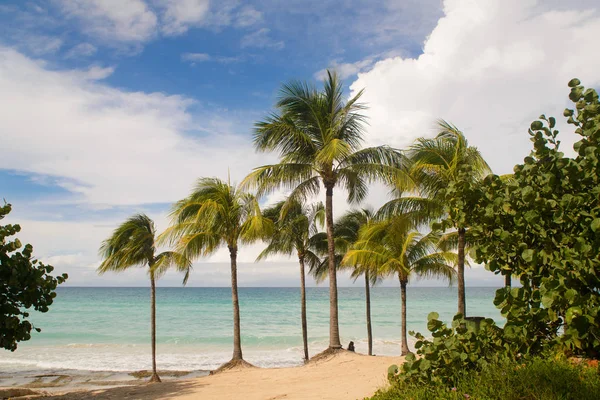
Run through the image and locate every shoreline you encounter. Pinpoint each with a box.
[2,351,404,400]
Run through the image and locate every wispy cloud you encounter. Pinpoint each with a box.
[315,59,375,80]
[234,5,263,28]
[65,43,98,59]
[156,0,210,36]
[56,0,158,43]
[240,28,284,50]
[181,52,244,65]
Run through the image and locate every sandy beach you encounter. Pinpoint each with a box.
[7,351,403,400]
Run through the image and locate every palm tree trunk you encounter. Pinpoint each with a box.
[325,184,342,349]
[229,246,243,360]
[298,256,309,362]
[505,273,511,288]
[365,270,373,356]
[149,271,161,382]
[400,276,409,356]
[457,227,466,317]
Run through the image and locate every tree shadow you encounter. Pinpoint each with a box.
[42,379,208,400]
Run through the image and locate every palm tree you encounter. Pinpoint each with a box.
[160,178,272,370]
[383,120,490,316]
[243,70,405,350]
[98,214,191,383]
[330,208,378,356]
[342,216,456,355]
[258,199,324,362]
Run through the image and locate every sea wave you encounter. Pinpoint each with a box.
[0,337,411,374]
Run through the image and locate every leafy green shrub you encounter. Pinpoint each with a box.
[373,356,600,400]
[1,203,68,351]
[393,313,509,387]
[437,79,600,358]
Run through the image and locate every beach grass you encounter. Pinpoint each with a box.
[370,357,600,400]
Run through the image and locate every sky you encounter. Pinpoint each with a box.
[1,0,599,288]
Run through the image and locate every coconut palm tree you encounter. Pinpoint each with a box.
[258,199,324,362]
[330,208,378,356]
[382,120,490,316]
[243,70,405,350]
[342,216,456,355]
[159,178,272,370]
[98,214,191,383]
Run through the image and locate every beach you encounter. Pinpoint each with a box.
[0,287,501,398]
[5,351,403,400]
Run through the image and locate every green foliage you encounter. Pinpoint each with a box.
[160,177,274,257]
[466,79,600,358]
[98,213,191,283]
[373,356,600,400]
[258,198,323,269]
[0,203,68,351]
[342,218,456,284]
[243,70,404,208]
[394,313,507,387]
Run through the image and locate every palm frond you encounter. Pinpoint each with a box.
[98,214,155,273]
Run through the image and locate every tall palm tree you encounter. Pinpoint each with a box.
[383,120,490,316]
[243,70,405,350]
[330,208,378,356]
[98,214,191,383]
[160,178,272,370]
[258,199,324,362]
[342,216,456,355]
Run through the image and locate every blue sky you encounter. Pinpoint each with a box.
[1,0,599,287]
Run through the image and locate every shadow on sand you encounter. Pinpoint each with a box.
[42,379,208,400]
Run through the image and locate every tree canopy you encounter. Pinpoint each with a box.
[0,203,68,351]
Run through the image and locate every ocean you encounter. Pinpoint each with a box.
[0,286,503,374]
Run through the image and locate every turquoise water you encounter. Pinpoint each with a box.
[0,286,503,372]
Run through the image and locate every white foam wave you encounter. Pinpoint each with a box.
[0,335,415,373]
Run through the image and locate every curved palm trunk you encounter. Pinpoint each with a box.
[399,277,409,356]
[149,271,161,382]
[457,227,466,317]
[298,256,309,362]
[325,185,342,349]
[365,270,373,356]
[229,246,243,360]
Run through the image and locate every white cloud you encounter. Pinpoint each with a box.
[181,52,243,65]
[181,52,211,62]
[56,0,157,43]
[65,43,98,59]
[0,47,269,207]
[156,0,210,35]
[235,6,263,28]
[315,59,375,81]
[349,0,600,175]
[241,28,284,50]
[18,35,63,55]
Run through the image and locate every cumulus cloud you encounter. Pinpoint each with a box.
[241,28,284,50]
[350,0,600,174]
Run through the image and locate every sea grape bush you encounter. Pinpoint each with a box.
[394,313,508,386]
[0,203,68,351]
[468,79,600,358]
[393,79,600,386]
